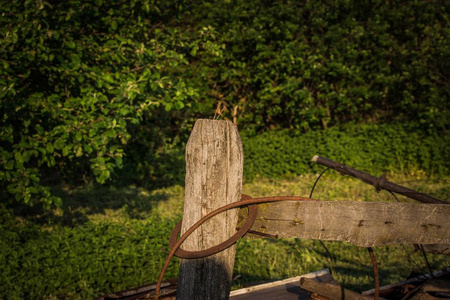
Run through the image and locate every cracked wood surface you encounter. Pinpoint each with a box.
[178,119,243,300]
[240,201,450,247]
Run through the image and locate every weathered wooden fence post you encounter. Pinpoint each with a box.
[177,119,243,300]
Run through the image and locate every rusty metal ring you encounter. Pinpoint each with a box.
[168,196,258,259]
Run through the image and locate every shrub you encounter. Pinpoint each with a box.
[184,0,450,133]
[0,0,207,206]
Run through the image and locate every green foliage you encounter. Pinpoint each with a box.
[243,123,449,180]
[1,2,449,298]
[1,0,449,207]
[184,0,450,133]
[116,111,188,189]
[0,0,206,206]
[114,0,450,187]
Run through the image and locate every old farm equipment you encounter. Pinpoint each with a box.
[96,119,449,300]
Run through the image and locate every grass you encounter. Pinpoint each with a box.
[0,172,449,299]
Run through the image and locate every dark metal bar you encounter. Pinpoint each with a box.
[312,155,447,204]
[367,247,380,300]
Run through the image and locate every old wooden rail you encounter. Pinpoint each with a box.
[238,201,449,247]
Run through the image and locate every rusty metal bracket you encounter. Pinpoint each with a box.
[155,195,312,299]
[168,195,259,259]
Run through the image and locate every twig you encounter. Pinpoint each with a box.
[0,58,17,65]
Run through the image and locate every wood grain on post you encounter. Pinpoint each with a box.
[177,119,243,300]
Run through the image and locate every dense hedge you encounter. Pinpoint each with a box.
[243,123,449,180]
[117,0,450,188]
[184,0,450,132]
[1,0,449,206]
[1,3,449,297]
[0,0,204,206]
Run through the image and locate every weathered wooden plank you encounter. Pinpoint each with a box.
[178,119,243,300]
[240,201,450,247]
[300,277,373,300]
[230,269,332,300]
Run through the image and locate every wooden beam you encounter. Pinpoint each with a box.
[177,119,244,300]
[240,201,450,247]
[230,269,332,299]
[300,277,374,300]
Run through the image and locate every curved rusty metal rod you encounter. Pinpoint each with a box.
[167,196,259,259]
[154,195,314,300]
[309,167,336,262]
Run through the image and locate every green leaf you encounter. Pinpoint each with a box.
[62,145,71,156]
[54,139,65,150]
[71,55,81,66]
[190,45,198,56]
[75,131,82,142]
[111,20,118,30]
[83,144,93,154]
[65,40,76,49]
[46,143,54,154]
[5,160,14,170]
[29,174,39,182]
[52,196,63,207]
[119,107,129,116]
[75,146,83,157]
[14,152,23,164]
[115,156,123,168]
[106,129,116,138]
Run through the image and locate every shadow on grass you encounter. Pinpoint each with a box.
[329,265,377,292]
[9,183,171,227]
[434,185,450,202]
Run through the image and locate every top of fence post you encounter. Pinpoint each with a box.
[177,119,244,300]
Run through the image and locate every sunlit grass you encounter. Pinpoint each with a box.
[2,173,448,298]
[243,173,448,203]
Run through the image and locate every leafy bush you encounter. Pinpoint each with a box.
[0,0,210,206]
[184,0,450,133]
[243,123,449,180]
[1,0,449,207]
[116,0,450,187]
